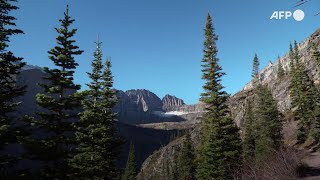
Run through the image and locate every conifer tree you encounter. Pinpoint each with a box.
[122,143,137,180]
[0,0,26,172]
[243,101,256,160]
[69,39,122,179]
[196,13,242,180]
[289,41,317,143]
[179,131,195,180]
[251,54,260,86]
[254,85,283,160]
[172,150,179,180]
[252,53,259,78]
[312,44,320,142]
[24,5,83,178]
[277,56,285,78]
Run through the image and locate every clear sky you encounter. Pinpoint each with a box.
[9,0,320,104]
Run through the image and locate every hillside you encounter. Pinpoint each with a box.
[137,28,320,180]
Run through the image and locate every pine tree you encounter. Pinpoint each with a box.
[252,53,259,78]
[289,41,317,143]
[277,56,285,78]
[0,0,26,173]
[311,44,320,142]
[196,13,242,180]
[243,100,256,160]
[69,38,122,179]
[251,53,260,86]
[172,150,179,180]
[254,85,283,160]
[24,5,83,178]
[179,131,195,180]
[122,143,137,180]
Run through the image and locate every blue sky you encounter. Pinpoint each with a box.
[10,0,320,104]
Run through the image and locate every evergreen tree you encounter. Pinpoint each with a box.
[252,53,259,78]
[24,5,83,178]
[311,44,320,142]
[179,131,195,180]
[196,13,242,180]
[69,38,122,179]
[0,0,26,173]
[172,150,179,180]
[289,41,317,143]
[122,143,137,180]
[243,100,256,160]
[277,56,285,78]
[254,85,283,160]
[251,53,260,86]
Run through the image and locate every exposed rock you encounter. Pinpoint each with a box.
[230,28,320,127]
[126,89,163,112]
[162,94,185,111]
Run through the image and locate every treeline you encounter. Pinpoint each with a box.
[0,1,135,179]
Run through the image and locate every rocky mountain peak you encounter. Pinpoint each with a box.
[125,89,163,112]
[162,94,185,112]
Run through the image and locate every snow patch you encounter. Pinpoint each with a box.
[153,111,188,117]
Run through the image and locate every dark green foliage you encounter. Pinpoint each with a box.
[311,44,320,142]
[289,41,317,144]
[254,85,283,160]
[172,151,179,180]
[24,6,83,178]
[69,39,122,179]
[277,57,285,78]
[196,13,242,180]
[122,143,137,180]
[0,0,26,173]
[179,131,196,180]
[243,101,256,160]
[313,44,320,70]
[252,53,259,78]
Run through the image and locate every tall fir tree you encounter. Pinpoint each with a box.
[289,41,317,143]
[70,38,122,179]
[252,53,259,78]
[313,43,320,75]
[254,85,283,161]
[24,5,83,178]
[179,130,196,180]
[277,56,285,78]
[122,143,137,180]
[196,13,242,180]
[0,0,26,173]
[251,54,260,86]
[311,44,320,142]
[243,100,256,160]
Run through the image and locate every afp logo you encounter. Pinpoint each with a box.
[270,9,305,21]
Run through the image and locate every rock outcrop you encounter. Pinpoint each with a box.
[230,28,320,127]
[126,89,163,112]
[162,94,185,111]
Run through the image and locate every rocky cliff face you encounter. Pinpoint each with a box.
[126,89,163,112]
[162,94,185,111]
[230,28,320,127]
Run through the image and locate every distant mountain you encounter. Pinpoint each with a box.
[14,65,204,126]
[126,89,163,112]
[162,94,185,111]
